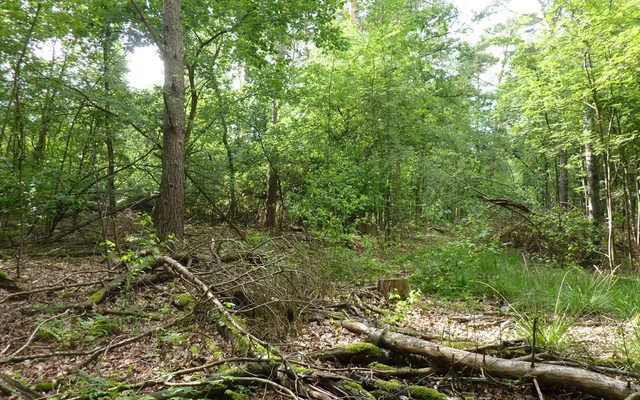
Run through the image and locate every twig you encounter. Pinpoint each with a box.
[533,377,545,400]
[0,350,91,364]
[10,310,70,357]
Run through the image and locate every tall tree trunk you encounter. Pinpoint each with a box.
[263,98,278,229]
[221,111,237,220]
[263,44,286,229]
[622,160,634,266]
[558,150,569,210]
[156,0,186,242]
[103,24,116,214]
[0,3,42,153]
[584,109,602,222]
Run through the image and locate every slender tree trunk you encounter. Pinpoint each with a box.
[0,3,42,153]
[263,98,278,229]
[636,161,640,246]
[156,0,186,242]
[220,110,237,220]
[584,109,602,222]
[622,161,634,266]
[558,150,569,210]
[103,24,116,213]
[263,44,286,229]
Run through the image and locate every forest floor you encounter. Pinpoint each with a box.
[1,218,639,399]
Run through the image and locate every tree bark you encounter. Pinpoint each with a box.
[558,150,569,210]
[221,112,237,220]
[103,24,116,213]
[263,98,279,229]
[342,320,640,400]
[584,109,602,222]
[156,0,186,242]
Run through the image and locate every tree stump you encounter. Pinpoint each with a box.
[377,278,410,300]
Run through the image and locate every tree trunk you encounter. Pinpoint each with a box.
[263,99,278,228]
[0,3,42,153]
[264,163,278,229]
[558,150,569,210]
[156,0,186,242]
[221,114,237,220]
[103,24,116,214]
[584,109,602,222]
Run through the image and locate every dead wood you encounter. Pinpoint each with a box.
[20,270,131,314]
[310,343,395,365]
[0,349,91,364]
[0,271,30,296]
[377,278,410,299]
[18,269,169,315]
[156,255,266,353]
[483,198,532,214]
[0,279,105,304]
[342,320,640,400]
[0,372,40,400]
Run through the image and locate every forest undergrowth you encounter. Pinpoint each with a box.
[2,215,640,400]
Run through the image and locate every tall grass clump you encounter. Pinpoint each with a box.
[407,234,640,320]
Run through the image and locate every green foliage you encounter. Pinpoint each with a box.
[620,321,640,371]
[410,234,505,299]
[383,290,420,325]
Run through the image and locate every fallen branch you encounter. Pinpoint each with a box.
[20,271,130,315]
[342,320,640,400]
[156,255,266,353]
[0,372,40,400]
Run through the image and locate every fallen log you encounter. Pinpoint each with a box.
[0,271,30,297]
[342,320,640,400]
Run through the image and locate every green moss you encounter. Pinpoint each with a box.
[220,366,245,377]
[441,340,478,350]
[343,381,375,400]
[87,289,105,304]
[225,389,248,400]
[408,385,448,400]
[0,271,10,280]
[292,366,313,374]
[172,293,196,309]
[368,361,396,370]
[372,379,402,392]
[234,336,271,357]
[370,390,388,399]
[344,342,385,359]
[35,382,55,392]
[189,345,200,355]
